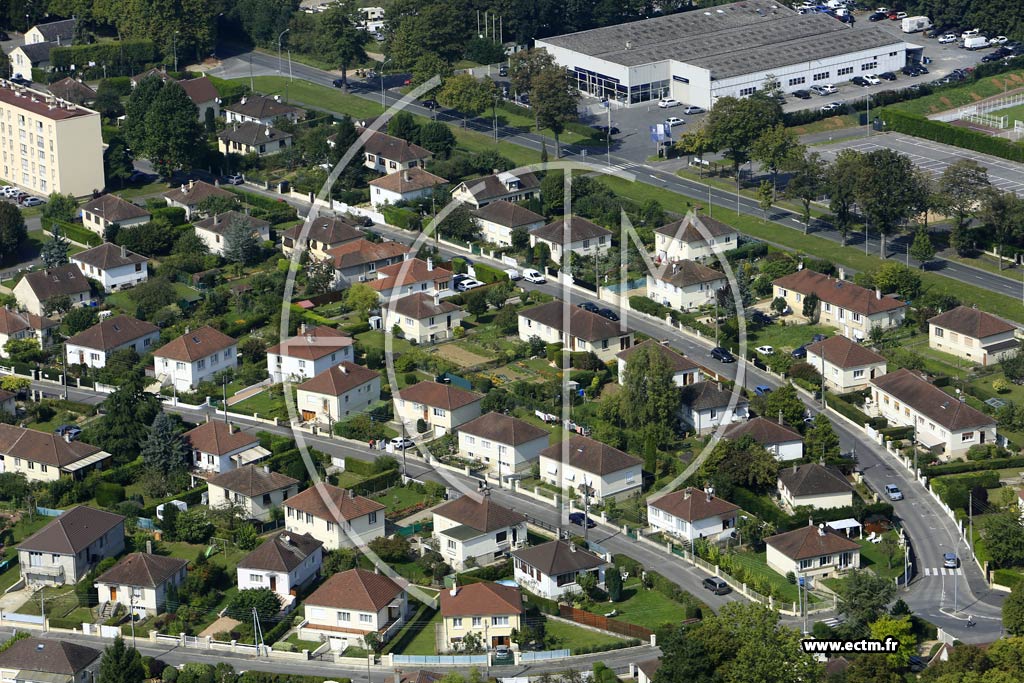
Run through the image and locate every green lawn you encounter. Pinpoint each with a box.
[0,514,53,592]
[333,471,367,489]
[284,634,322,651]
[112,181,167,199]
[789,113,860,136]
[231,387,296,421]
[749,322,835,353]
[544,618,626,653]
[608,579,696,630]
[856,534,906,580]
[243,77,385,119]
[370,486,432,515]
[106,282,199,316]
[160,540,247,571]
[890,69,1024,116]
[730,549,814,605]
[386,603,441,655]
[354,330,413,355]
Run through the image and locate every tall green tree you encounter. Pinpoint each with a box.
[804,413,840,461]
[437,73,496,126]
[104,137,135,189]
[705,94,782,179]
[531,65,579,157]
[410,53,452,96]
[909,228,936,268]
[90,372,161,464]
[983,511,1024,568]
[854,149,919,257]
[979,189,1024,269]
[698,435,778,496]
[824,149,862,245]
[783,150,825,233]
[42,193,78,224]
[98,637,145,683]
[0,202,26,263]
[835,569,896,631]
[63,307,99,337]
[1004,585,1024,636]
[751,124,799,199]
[40,227,71,269]
[387,111,420,144]
[123,76,164,155]
[316,3,368,88]
[143,83,203,177]
[761,384,806,428]
[938,158,991,234]
[141,411,190,477]
[233,0,300,48]
[620,345,679,430]
[222,218,263,267]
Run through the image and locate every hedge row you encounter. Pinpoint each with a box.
[351,468,400,495]
[827,394,886,429]
[141,485,207,520]
[50,40,156,77]
[629,296,671,319]
[48,617,85,631]
[523,590,559,616]
[472,261,509,284]
[239,673,349,683]
[43,218,102,247]
[930,471,1000,506]
[881,107,1024,163]
[880,426,914,441]
[223,188,298,225]
[923,456,1024,477]
[992,569,1024,590]
[342,458,378,476]
[382,205,419,230]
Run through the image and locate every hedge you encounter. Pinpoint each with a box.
[523,590,559,616]
[342,458,377,476]
[239,673,349,683]
[923,456,1024,477]
[43,218,101,247]
[930,471,1000,506]
[151,206,187,226]
[629,296,671,319]
[572,639,643,655]
[141,485,207,520]
[992,569,1024,590]
[222,187,298,225]
[880,426,914,441]
[351,468,400,495]
[382,205,419,230]
[48,617,85,631]
[102,459,145,486]
[472,261,508,284]
[827,394,885,429]
[50,40,156,78]
[880,107,1024,163]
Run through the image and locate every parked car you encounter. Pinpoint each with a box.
[331,78,346,88]
[498,65,508,77]
[657,98,681,108]
[812,333,828,342]
[598,307,620,322]
[991,35,1008,44]
[868,12,887,21]
[792,89,812,99]
[754,385,773,396]
[820,102,841,114]
[878,71,897,80]
[54,425,82,440]
[593,124,621,135]
[10,76,30,87]
[938,33,958,43]
[665,116,685,127]
[421,99,439,110]
[390,437,415,450]
[755,345,774,355]
[523,268,546,283]
[223,174,244,185]
[851,76,871,87]
[578,301,601,313]
[961,28,980,39]
[791,345,808,359]
[493,645,513,663]
[885,484,904,501]
[683,105,705,115]
[504,268,522,281]
[21,196,45,207]
[569,512,596,528]
[0,186,16,197]
[711,347,735,363]
[943,552,959,568]
[457,278,484,292]
[864,74,881,85]
[895,11,908,19]
[703,577,731,595]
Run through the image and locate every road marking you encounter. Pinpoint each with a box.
[924,567,963,576]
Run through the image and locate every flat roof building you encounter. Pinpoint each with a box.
[536,0,916,108]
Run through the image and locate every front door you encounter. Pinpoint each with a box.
[269,576,277,592]
[110,587,117,601]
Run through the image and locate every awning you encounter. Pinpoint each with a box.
[231,445,272,466]
[827,518,862,538]
[915,430,945,448]
[63,450,113,473]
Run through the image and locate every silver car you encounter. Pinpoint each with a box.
[884,484,904,501]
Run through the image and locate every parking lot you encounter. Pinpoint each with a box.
[817,132,1024,196]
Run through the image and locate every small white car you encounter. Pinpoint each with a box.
[895,11,907,19]
[991,35,1009,44]
[665,116,685,127]
[875,7,889,14]
[820,102,841,113]
[523,268,546,284]
[755,345,774,355]
[864,74,881,85]
[939,33,958,43]
[657,98,681,108]
[961,28,980,39]
[390,437,415,450]
[20,196,45,207]
[885,484,904,501]
[457,278,484,291]
[2,186,19,198]
[682,105,705,115]
[504,268,521,281]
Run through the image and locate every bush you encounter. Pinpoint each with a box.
[881,107,1024,163]
[48,616,86,630]
[629,296,671,319]
[95,482,126,508]
[162,666,179,683]
[879,426,914,441]
[923,456,1024,477]
[50,40,156,79]
[472,262,508,283]
[993,569,1024,590]
[351,469,401,495]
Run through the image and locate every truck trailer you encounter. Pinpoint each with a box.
[901,16,931,33]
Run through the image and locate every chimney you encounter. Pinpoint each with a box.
[808,516,814,527]
[683,487,691,499]
[120,244,126,258]
[705,487,713,502]
[63,432,71,443]
[450,578,458,597]
[340,364,348,374]
[569,543,577,553]
[263,465,269,474]
[797,261,804,271]
[838,266,845,281]
[427,257,434,271]
[300,323,306,335]
[189,179,195,190]
[778,409,783,425]
[214,214,220,225]
[818,523,826,537]
[404,171,411,183]
[875,288,882,300]
[434,293,440,307]
[205,413,210,423]
[146,540,153,554]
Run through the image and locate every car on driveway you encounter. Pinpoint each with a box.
[864,74,881,85]
[390,437,415,450]
[504,268,521,281]
[851,76,870,87]
[10,76,30,87]
[223,174,243,185]
[703,577,731,595]
[943,552,959,568]
[457,278,484,292]
[523,268,546,284]
[569,512,596,528]
[868,12,886,21]
[21,196,45,207]
[498,65,508,76]
[885,484,904,501]
[683,105,705,115]
[657,98,681,108]
[665,116,685,127]
[791,345,807,359]
[711,347,735,363]
[755,345,774,355]
[754,385,773,396]
[879,71,897,81]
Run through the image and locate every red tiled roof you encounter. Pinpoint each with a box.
[154,325,236,362]
[296,361,380,397]
[398,381,482,410]
[649,487,739,522]
[774,269,905,316]
[440,581,522,617]
[266,325,353,360]
[766,523,860,560]
[870,368,994,431]
[928,306,1016,339]
[284,482,384,522]
[306,568,404,611]
[183,421,258,456]
[805,335,886,369]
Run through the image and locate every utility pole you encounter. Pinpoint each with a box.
[222,377,228,423]
[60,343,67,399]
[583,486,590,545]
[969,492,974,555]
[130,591,136,647]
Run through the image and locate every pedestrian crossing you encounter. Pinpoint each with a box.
[923,567,963,576]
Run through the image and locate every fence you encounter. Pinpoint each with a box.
[520,649,572,662]
[35,506,64,517]
[391,654,489,666]
[1,612,44,626]
[558,605,653,639]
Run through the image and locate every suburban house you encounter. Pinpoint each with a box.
[647,486,740,542]
[368,167,448,208]
[178,75,221,121]
[616,339,701,386]
[394,381,483,436]
[439,581,523,652]
[679,381,749,434]
[11,20,77,73]
[17,506,125,586]
[765,521,861,580]
[870,368,998,457]
[48,78,96,105]
[512,540,610,601]
[456,412,549,476]
[70,243,148,292]
[722,417,803,461]
[471,200,545,247]
[773,269,907,338]
[13,264,94,316]
[0,637,100,683]
[432,494,527,570]
[384,292,465,344]
[326,239,410,286]
[284,483,385,550]
[361,130,432,174]
[805,335,888,392]
[928,306,1019,367]
[647,260,728,311]
[266,324,354,383]
[95,552,188,618]
[296,362,382,424]
[0,307,57,356]
[65,315,160,369]
[635,660,661,683]
[368,257,453,301]
[153,325,238,392]
[0,390,14,415]
[0,424,112,483]
[237,532,323,610]
[300,568,408,650]
[538,434,643,502]
[193,211,271,256]
[224,95,303,125]
[184,420,270,478]
[9,42,57,74]
[206,464,300,521]
[162,180,237,219]
[281,216,365,260]
[529,215,611,262]
[654,212,738,263]
[80,194,150,236]
[450,170,541,208]
[517,300,634,362]
[777,463,854,510]
[26,18,76,45]
[218,122,293,157]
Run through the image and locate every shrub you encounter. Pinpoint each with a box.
[95,482,126,508]
[629,296,671,318]
[416,418,428,434]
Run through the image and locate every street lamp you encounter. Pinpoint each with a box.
[380,57,391,110]
[277,28,290,76]
[172,30,180,73]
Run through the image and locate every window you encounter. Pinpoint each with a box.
[359,614,373,623]
[466,436,475,445]
[249,574,263,582]
[197,359,205,370]
[861,62,878,71]
[496,531,507,543]
[327,522,335,532]
[339,611,350,621]
[369,511,377,524]
[494,616,509,626]
[472,617,482,627]
[853,369,864,378]
[812,71,831,81]
[433,407,446,417]
[962,432,974,442]
[481,440,491,449]
[739,86,757,96]
[799,558,813,570]
[852,313,861,322]
[820,555,831,566]
[950,332,959,343]
[453,618,463,628]
[448,539,456,549]
[934,327,944,338]
[787,76,806,86]
[305,513,313,523]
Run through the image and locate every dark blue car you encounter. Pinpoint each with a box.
[569,512,596,528]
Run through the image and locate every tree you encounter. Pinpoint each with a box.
[42,193,78,224]
[104,137,135,189]
[834,569,896,630]
[175,508,214,544]
[1004,586,1024,636]
[317,3,368,88]
[410,53,452,96]
[98,637,145,683]
[3,339,44,364]
[43,294,73,317]
[751,124,799,199]
[345,282,378,319]
[226,588,281,624]
[938,158,991,234]
[531,65,579,157]
[783,150,825,233]
[576,570,598,597]
[979,189,1024,269]
[90,372,161,464]
[855,149,920,257]
[801,292,819,321]
[197,196,239,218]
[437,73,495,126]
[705,95,782,179]
[804,413,840,461]
[675,126,714,178]
[464,290,487,316]
[63,307,98,336]
[418,121,456,159]
[761,384,805,429]
[872,261,921,300]
[123,76,164,157]
[698,435,779,496]
[141,411,189,478]
[910,228,936,268]
[868,614,915,669]
[606,566,623,601]
[138,82,203,177]
[825,149,862,245]
[620,345,679,431]
[222,218,262,267]
[0,202,27,263]
[387,111,420,144]
[305,257,335,296]
[983,512,1024,568]
[437,206,480,243]
[757,180,773,221]
[233,0,299,48]
[40,227,71,269]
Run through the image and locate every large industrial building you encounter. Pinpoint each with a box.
[536,0,919,109]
